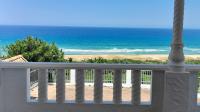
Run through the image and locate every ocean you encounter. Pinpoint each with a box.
[0,25,200,55]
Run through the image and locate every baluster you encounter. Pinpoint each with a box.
[152,70,165,112]
[56,69,65,103]
[113,69,122,104]
[76,69,84,103]
[132,70,141,105]
[94,69,103,103]
[38,69,48,103]
[26,68,31,101]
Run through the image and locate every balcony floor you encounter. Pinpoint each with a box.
[31,84,151,102]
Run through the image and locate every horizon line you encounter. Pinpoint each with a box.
[0,24,200,30]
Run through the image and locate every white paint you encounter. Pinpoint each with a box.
[168,0,185,72]
[0,64,199,112]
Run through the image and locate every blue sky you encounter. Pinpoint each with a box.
[0,0,199,28]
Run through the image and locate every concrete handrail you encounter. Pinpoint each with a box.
[0,62,167,70]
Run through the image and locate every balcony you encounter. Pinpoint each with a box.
[0,62,199,112]
[0,0,198,111]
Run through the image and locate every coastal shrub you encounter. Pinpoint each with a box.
[5,36,65,62]
[82,57,166,64]
[185,59,200,64]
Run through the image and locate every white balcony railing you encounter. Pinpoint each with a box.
[0,62,200,112]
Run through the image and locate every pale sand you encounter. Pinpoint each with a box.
[64,54,200,61]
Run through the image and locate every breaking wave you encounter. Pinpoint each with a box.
[61,48,168,54]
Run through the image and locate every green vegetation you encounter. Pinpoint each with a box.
[5,36,65,62]
[79,57,200,65]
[81,57,166,64]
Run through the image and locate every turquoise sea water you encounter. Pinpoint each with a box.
[0,25,200,55]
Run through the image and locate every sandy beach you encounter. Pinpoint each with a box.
[64,54,200,61]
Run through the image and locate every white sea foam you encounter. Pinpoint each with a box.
[184,47,200,52]
[60,47,200,54]
[183,47,200,54]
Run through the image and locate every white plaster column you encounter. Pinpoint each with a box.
[168,0,185,72]
[70,69,76,85]
[163,0,196,112]
[0,68,4,112]
[0,68,29,112]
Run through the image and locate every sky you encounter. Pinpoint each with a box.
[0,0,199,29]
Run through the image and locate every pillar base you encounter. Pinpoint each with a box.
[162,71,196,112]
